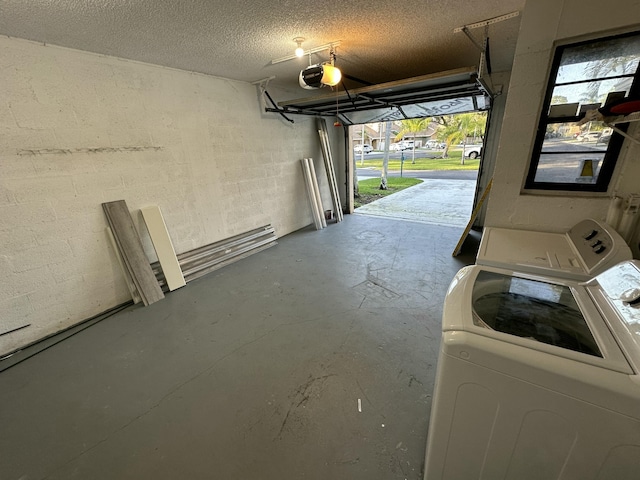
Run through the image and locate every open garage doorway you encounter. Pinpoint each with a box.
[350,113,487,227]
[275,67,500,228]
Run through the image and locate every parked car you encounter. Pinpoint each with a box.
[391,140,414,151]
[463,144,483,159]
[597,134,611,145]
[577,131,601,142]
[426,140,446,149]
[354,143,373,154]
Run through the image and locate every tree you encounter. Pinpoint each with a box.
[434,112,487,163]
[394,118,429,164]
[583,56,637,103]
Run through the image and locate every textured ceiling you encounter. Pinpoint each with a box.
[0,0,525,98]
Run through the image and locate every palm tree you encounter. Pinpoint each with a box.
[435,113,487,163]
[395,118,429,164]
[582,56,637,103]
[433,116,461,159]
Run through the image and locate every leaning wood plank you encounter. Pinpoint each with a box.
[140,205,186,291]
[103,207,142,301]
[106,227,142,304]
[307,158,327,228]
[452,178,493,257]
[102,200,164,306]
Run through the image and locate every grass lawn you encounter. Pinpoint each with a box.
[355,177,423,208]
[356,149,480,171]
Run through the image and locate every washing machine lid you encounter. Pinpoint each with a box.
[587,260,640,374]
[443,264,633,374]
[471,271,600,356]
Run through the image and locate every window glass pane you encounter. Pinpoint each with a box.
[542,122,613,147]
[557,35,640,83]
[542,121,612,150]
[527,32,640,192]
[552,78,634,108]
[533,152,606,184]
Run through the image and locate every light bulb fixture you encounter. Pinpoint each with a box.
[271,40,341,65]
[294,37,305,58]
[321,64,341,86]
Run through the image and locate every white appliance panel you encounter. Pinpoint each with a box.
[476,219,631,281]
[424,261,640,480]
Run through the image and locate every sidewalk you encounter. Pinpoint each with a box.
[354,178,476,227]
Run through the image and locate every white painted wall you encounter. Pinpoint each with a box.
[485,0,640,233]
[0,37,332,356]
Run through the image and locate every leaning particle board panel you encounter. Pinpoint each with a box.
[102,200,164,306]
[106,226,142,304]
[140,205,186,291]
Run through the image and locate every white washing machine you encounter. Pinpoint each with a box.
[476,219,631,281]
[424,260,640,480]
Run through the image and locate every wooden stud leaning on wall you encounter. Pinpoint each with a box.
[452,178,493,257]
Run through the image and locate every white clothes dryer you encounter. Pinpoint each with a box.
[423,260,640,480]
[476,219,631,281]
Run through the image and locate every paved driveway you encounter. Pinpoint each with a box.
[355,178,476,227]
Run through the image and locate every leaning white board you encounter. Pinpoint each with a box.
[140,205,186,291]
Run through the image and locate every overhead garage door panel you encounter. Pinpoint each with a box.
[274,66,492,125]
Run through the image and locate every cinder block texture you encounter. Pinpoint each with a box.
[0,37,323,356]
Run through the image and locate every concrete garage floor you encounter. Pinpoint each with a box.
[0,215,479,480]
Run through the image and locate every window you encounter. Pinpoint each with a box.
[525,31,640,192]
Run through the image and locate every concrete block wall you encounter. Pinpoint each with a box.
[0,37,329,356]
[485,0,640,232]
